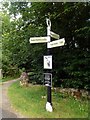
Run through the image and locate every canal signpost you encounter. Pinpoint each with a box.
[29,18,65,112]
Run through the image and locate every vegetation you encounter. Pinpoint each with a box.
[1,76,19,82]
[8,81,88,118]
[1,2,90,89]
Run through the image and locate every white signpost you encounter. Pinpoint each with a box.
[29,36,49,43]
[48,38,65,48]
[44,55,52,69]
[29,18,65,113]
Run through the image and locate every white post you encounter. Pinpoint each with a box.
[46,18,51,46]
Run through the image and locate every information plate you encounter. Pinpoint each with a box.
[29,36,48,43]
[44,73,52,87]
[48,38,65,48]
[50,31,60,39]
[44,55,52,69]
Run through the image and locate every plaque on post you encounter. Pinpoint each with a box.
[44,73,52,87]
[43,55,52,69]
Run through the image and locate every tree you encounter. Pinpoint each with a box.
[2,2,90,89]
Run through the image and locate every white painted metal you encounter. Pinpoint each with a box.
[46,102,53,112]
[44,55,52,69]
[48,38,65,48]
[29,36,48,43]
[50,31,60,39]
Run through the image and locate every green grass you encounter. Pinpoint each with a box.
[8,81,89,118]
[1,76,19,83]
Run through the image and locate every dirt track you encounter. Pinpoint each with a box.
[0,79,28,119]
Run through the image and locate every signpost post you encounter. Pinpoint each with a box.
[29,18,65,112]
[45,18,53,112]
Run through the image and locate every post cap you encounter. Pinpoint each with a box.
[46,18,51,27]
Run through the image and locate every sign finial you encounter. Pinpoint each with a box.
[46,18,51,27]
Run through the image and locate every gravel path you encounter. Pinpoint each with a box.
[0,79,28,119]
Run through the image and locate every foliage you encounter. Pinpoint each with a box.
[2,2,90,89]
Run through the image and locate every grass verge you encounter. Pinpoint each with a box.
[8,81,89,118]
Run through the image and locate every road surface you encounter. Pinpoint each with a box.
[0,79,28,119]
